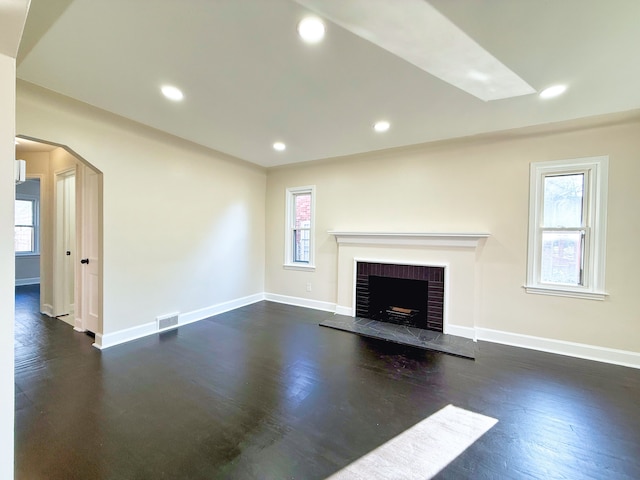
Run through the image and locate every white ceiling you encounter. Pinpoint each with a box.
[16,0,640,167]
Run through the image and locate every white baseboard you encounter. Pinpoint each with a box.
[179,293,265,326]
[264,293,336,313]
[92,333,105,350]
[94,293,266,350]
[445,324,476,340]
[41,304,54,317]
[476,327,640,370]
[73,315,85,332]
[270,296,639,368]
[93,321,156,350]
[87,290,640,370]
[15,277,40,286]
[335,305,353,316]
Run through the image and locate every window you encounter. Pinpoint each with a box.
[285,185,315,269]
[15,195,40,255]
[526,156,608,300]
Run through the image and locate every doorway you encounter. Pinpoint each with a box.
[15,136,103,339]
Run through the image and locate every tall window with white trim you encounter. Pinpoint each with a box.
[285,185,315,269]
[526,156,608,300]
[15,196,39,255]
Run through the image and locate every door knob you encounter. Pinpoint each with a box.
[80,258,90,264]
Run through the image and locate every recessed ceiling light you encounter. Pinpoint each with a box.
[374,121,390,133]
[539,85,567,99]
[161,85,184,101]
[273,142,286,151]
[297,16,325,43]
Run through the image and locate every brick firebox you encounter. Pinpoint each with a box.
[355,261,445,332]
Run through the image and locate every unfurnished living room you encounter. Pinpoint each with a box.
[2,1,640,479]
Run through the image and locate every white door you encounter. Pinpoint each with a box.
[53,169,75,320]
[78,166,101,334]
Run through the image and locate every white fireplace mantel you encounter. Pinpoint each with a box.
[328,231,490,248]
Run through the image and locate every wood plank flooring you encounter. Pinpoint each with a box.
[14,285,640,479]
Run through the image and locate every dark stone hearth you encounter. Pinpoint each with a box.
[319,315,475,359]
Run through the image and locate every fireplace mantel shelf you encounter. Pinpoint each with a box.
[328,231,490,248]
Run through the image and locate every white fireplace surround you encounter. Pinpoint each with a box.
[328,231,490,248]
[329,231,490,340]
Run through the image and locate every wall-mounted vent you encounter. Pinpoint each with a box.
[156,313,179,331]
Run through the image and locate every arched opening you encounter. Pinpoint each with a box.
[15,135,103,341]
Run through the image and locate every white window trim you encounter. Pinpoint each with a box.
[525,156,608,300]
[15,193,40,257]
[284,185,316,271]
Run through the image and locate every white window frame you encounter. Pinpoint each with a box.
[284,185,316,271]
[15,193,40,256]
[525,156,608,300]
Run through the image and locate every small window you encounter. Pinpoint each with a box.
[526,157,608,300]
[15,196,39,255]
[285,186,315,270]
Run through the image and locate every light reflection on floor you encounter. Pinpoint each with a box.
[326,404,498,480]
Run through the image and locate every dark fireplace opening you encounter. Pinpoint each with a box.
[368,275,428,329]
[355,262,444,332]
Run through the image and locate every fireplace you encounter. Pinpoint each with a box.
[355,262,444,332]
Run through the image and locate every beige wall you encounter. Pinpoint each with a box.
[17,81,267,335]
[265,114,640,353]
[0,52,16,480]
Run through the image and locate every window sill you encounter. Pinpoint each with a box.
[523,285,608,301]
[283,263,316,272]
[15,253,40,258]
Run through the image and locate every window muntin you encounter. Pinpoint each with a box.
[285,186,315,269]
[526,157,608,300]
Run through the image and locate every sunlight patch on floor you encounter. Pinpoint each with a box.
[326,404,498,480]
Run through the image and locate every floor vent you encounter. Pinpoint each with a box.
[156,313,179,331]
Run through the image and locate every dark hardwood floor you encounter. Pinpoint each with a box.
[15,284,640,479]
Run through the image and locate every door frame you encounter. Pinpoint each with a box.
[52,166,76,321]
